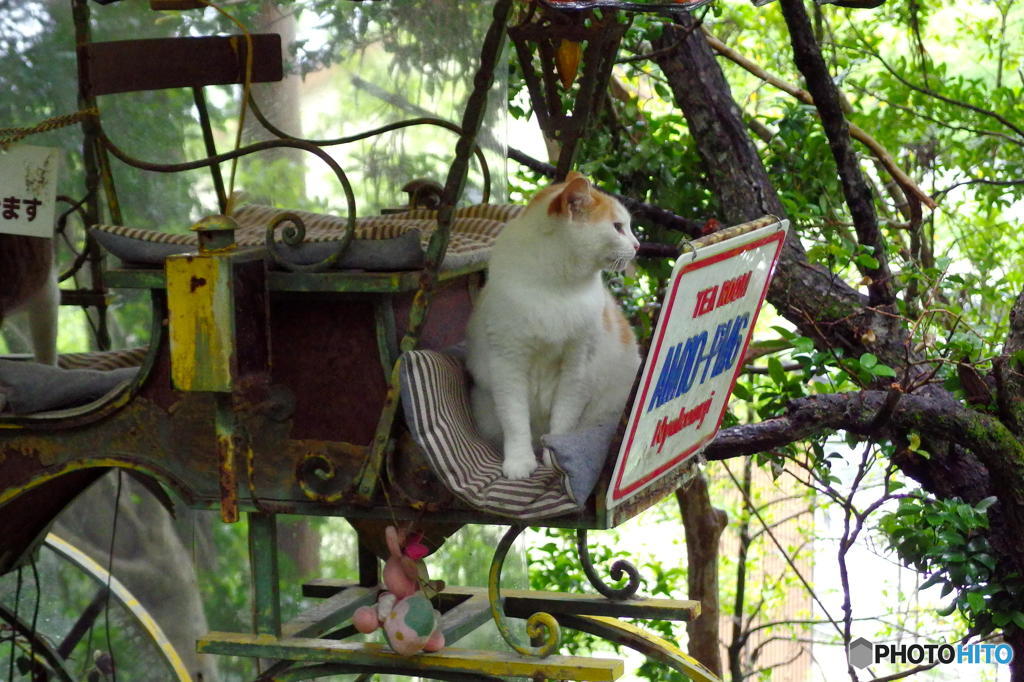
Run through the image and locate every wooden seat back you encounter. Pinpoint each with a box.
[78,34,283,98]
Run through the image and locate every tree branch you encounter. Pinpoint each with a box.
[841,42,1024,143]
[506,146,705,237]
[779,0,894,306]
[707,390,1024,541]
[702,28,936,211]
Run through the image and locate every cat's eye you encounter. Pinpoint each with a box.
[613,222,624,233]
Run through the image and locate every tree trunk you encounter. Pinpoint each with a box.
[651,10,1024,674]
[676,471,728,677]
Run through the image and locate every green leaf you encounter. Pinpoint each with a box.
[975,496,998,512]
[976,554,997,571]
[1013,612,1024,630]
[732,383,753,401]
[871,364,897,377]
[859,353,879,369]
[768,356,786,385]
[856,253,880,269]
[966,591,986,613]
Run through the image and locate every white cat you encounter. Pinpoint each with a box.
[466,172,641,480]
[0,235,59,365]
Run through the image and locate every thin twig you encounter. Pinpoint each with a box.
[839,41,1024,142]
[702,28,936,211]
[722,461,846,640]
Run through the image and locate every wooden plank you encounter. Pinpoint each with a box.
[80,34,283,97]
[302,578,358,600]
[197,632,624,680]
[441,586,701,622]
[282,586,378,639]
[438,594,492,645]
[304,580,699,621]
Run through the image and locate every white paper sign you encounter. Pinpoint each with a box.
[608,220,789,509]
[0,145,59,238]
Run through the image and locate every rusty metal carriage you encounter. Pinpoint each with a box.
[0,0,788,679]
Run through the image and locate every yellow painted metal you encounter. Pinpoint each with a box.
[0,457,185,509]
[45,534,193,681]
[198,632,624,680]
[565,615,721,682]
[166,254,234,392]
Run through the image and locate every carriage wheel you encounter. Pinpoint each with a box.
[0,534,192,681]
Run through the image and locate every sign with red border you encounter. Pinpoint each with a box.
[608,220,788,509]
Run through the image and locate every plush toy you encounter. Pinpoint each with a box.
[352,525,446,656]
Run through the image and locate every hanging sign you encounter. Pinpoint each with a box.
[608,219,789,509]
[0,145,59,238]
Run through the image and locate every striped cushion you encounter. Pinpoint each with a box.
[92,203,521,271]
[400,349,583,520]
[57,346,148,371]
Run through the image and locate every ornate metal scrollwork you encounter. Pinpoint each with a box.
[295,453,346,504]
[576,528,642,600]
[489,525,561,657]
[264,211,356,273]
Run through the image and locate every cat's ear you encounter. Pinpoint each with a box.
[549,175,592,219]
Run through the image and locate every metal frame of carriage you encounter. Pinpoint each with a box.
[0,0,787,679]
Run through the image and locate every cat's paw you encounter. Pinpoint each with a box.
[502,452,538,480]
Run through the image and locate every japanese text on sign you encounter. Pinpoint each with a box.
[2,197,44,221]
[0,145,59,238]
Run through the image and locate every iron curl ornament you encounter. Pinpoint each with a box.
[264,211,357,273]
[295,453,346,504]
[489,525,562,657]
[576,529,642,600]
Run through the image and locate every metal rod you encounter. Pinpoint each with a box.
[0,604,74,682]
[215,393,240,523]
[357,540,379,588]
[71,0,112,350]
[354,0,515,503]
[576,529,642,600]
[56,586,110,659]
[488,525,561,657]
[192,87,228,213]
[247,512,282,637]
[246,99,493,204]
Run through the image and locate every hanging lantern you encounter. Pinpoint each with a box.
[508,1,632,179]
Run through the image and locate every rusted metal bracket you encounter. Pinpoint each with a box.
[166,216,271,522]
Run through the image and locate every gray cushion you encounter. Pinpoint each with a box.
[541,423,617,505]
[90,226,424,271]
[267,230,424,269]
[0,360,137,414]
[90,228,193,265]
